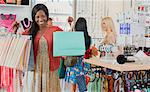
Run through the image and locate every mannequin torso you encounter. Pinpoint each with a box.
[21,18,31,30]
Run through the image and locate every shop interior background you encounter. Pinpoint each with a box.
[0,0,150,47]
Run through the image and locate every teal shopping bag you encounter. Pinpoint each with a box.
[53,32,85,56]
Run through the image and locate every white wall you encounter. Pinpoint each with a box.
[0,1,32,21]
[108,0,123,32]
[76,0,132,37]
[0,0,131,32]
[75,0,134,46]
[34,0,73,31]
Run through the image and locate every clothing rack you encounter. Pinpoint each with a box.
[0,32,31,92]
[84,57,150,92]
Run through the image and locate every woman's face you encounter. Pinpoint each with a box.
[35,10,47,27]
[101,20,107,31]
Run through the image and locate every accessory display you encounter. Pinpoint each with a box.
[21,18,31,30]
[0,14,16,32]
[23,20,30,28]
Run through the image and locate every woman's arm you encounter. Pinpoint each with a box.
[12,21,29,35]
[11,21,20,34]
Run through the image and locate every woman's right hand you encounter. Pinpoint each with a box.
[12,21,20,34]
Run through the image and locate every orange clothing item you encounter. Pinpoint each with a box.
[23,26,63,71]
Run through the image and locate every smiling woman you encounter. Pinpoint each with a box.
[12,4,63,92]
[101,17,117,45]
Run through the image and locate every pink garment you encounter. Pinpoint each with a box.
[0,0,5,4]
[0,66,14,92]
[0,14,16,32]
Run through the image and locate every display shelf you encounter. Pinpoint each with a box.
[49,12,71,16]
[0,4,30,8]
[84,57,150,72]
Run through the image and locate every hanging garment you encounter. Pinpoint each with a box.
[0,66,14,92]
[64,57,88,92]
[65,57,85,84]
[27,43,34,71]
[0,0,5,4]
[87,75,93,92]
[103,78,108,92]
[125,72,132,92]
[93,78,101,92]
[0,14,16,32]
[103,75,114,92]
[114,77,124,92]
[0,34,31,92]
[97,78,101,92]
[22,71,34,92]
[76,75,87,92]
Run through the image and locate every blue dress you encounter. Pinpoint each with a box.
[65,56,90,84]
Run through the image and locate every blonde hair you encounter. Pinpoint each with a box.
[101,17,116,35]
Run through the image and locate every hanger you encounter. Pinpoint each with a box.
[139,71,147,91]
[95,67,101,82]
[129,71,141,91]
[0,14,15,20]
[89,66,102,82]
[89,73,96,82]
[124,72,130,92]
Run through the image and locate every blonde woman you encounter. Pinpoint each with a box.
[100,17,119,92]
[101,17,117,45]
